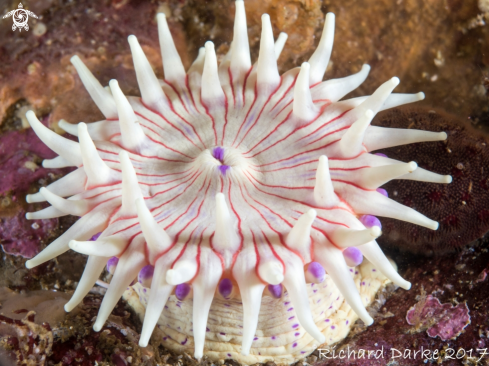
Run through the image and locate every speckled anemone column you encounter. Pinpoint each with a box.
[124,259,392,364]
[24,0,451,362]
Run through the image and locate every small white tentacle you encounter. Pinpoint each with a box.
[69,235,126,257]
[201,42,225,103]
[357,161,418,189]
[256,14,280,95]
[213,193,240,269]
[26,111,82,166]
[314,156,339,208]
[26,206,65,220]
[40,187,90,216]
[70,55,118,119]
[338,109,374,158]
[157,13,186,84]
[286,209,316,252]
[359,241,411,290]
[128,35,167,110]
[64,256,108,312]
[293,62,319,121]
[28,169,87,204]
[135,198,172,264]
[119,151,142,217]
[282,252,326,343]
[274,32,288,59]
[109,79,146,152]
[308,12,335,85]
[230,0,251,80]
[78,122,115,187]
[331,227,381,248]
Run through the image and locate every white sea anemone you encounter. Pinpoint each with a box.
[24,0,451,362]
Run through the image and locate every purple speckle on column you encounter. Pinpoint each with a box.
[372,268,377,272]
[307,261,326,283]
[374,153,388,158]
[376,187,388,197]
[292,342,298,348]
[220,332,226,335]
[361,281,365,286]
[292,323,299,329]
[90,232,102,241]
[346,320,349,325]
[106,256,119,275]
[343,247,364,267]
[331,325,336,330]
[227,353,232,358]
[219,165,230,175]
[206,327,210,332]
[138,264,154,287]
[325,319,330,322]
[359,214,382,229]
[288,316,295,320]
[268,284,283,298]
[163,337,168,341]
[218,278,233,299]
[181,338,188,345]
[294,332,300,336]
[213,146,225,161]
[253,337,258,341]
[175,283,191,300]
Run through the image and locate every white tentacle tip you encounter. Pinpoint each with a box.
[444,175,452,183]
[25,212,33,220]
[25,110,37,122]
[306,208,317,219]
[417,92,425,100]
[77,121,88,134]
[390,77,400,86]
[439,131,448,140]
[139,339,149,348]
[25,260,35,269]
[431,221,440,231]
[205,41,215,51]
[93,323,103,332]
[156,12,166,22]
[301,62,310,71]
[64,302,75,312]
[361,64,371,73]
[68,240,81,251]
[370,226,381,238]
[363,315,374,326]
[325,12,335,21]
[407,161,418,172]
[166,269,181,285]
[262,13,270,22]
[194,351,203,361]
[317,334,326,344]
[241,350,250,356]
[401,280,412,290]
[25,195,33,203]
[364,109,374,119]
[128,34,137,43]
[70,55,81,64]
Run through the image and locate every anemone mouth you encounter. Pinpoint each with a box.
[24,0,451,361]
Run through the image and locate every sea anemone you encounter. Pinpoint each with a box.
[24,0,451,362]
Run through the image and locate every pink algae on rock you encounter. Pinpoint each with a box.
[406,294,470,341]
